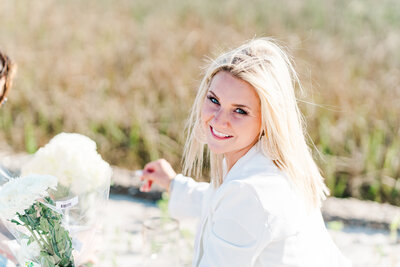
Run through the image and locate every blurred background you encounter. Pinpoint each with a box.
[0,0,399,206]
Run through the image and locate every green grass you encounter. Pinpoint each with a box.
[0,0,399,204]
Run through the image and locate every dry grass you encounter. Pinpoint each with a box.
[0,0,399,204]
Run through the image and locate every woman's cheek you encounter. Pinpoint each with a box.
[231,115,258,134]
[230,113,247,125]
[200,103,212,124]
[245,117,262,139]
[201,103,216,120]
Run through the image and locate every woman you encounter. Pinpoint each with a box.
[0,51,16,186]
[0,50,16,107]
[0,50,17,266]
[140,38,351,266]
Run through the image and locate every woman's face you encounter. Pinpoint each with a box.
[201,71,262,161]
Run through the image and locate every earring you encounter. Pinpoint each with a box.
[259,130,265,140]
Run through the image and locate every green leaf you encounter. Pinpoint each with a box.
[58,257,73,266]
[10,219,21,225]
[27,235,35,245]
[25,214,36,226]
[25,205,36,215]
[54,221,60,230]
[40,217,50,233]
[19,199,76,266]
[57,238,66,251]
[52,253,61,264]
[18,214,28,225]
[45,197,55,205]
[41,253,56,267]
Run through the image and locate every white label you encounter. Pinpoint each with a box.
[56,196,79,210]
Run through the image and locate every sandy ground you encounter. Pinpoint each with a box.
[2,153,400,266]
[1,194,400,266]
[95,194,400,267]
[2,152,400,266]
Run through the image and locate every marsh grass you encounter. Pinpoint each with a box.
[0,0,399,204]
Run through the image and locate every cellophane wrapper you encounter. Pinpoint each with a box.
[16,132,112,266]
[0,174,63,266]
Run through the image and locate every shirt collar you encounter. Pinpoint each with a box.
[222,141,262,183]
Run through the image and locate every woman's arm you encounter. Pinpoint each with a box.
[168,174,210,219]
[140,159,210,219]
[139,159,177,193]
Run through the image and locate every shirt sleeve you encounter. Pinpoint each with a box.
[168,174,210,220]
[198,181,271,267]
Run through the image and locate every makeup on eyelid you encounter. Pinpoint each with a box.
[206,94,249,115]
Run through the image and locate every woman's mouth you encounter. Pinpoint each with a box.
[210,126,233,140]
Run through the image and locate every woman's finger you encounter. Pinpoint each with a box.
[140,180,153,192]
[143,168,155,176]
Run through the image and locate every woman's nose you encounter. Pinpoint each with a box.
[212,109,230,127]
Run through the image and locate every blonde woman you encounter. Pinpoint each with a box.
[140,38,351,267]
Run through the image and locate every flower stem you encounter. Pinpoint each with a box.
[23,224,45,251]
[23,224,53,254]
[39,233,54,254]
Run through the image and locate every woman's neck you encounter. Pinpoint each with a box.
[224,140,258,172]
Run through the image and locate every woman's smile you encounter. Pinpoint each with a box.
[210,125,233,139]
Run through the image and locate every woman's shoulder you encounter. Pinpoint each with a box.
[225,150,296,202]
[219,148,308,217]
[220,151,308,219]
[214,176,306,241]
[223,172,301,213]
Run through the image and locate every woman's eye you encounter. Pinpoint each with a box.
[207,95,219,105]
[235,108,247,115]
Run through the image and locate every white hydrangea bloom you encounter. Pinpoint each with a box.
[21,133,112,195]
[0,174,57,221]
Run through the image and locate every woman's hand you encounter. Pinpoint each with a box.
[140,159,177,192]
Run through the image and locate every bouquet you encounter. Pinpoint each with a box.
[0,175,74,267]
[1,132,112,266]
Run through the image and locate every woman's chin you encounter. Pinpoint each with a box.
[206,142,228,155]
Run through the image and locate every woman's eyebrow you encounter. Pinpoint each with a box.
[208,90,252,110]
[209,90,219,100]
[234,104,251,111]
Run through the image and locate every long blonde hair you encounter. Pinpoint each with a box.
[182,38,329,208]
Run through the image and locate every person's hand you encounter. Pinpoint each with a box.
[140,159,177,192]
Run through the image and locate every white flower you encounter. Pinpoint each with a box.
[0,174,57,221]
[21,133,112,195]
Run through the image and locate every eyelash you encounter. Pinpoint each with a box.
[207,95,219,105]
[235,108,247,115]
[206,95,248,115]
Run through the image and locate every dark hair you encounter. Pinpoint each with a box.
[0,51,16,105]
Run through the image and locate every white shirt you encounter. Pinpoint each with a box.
[168,143,352,267]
